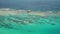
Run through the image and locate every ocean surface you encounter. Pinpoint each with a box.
[0,0,60,34]
[0,14,60,34]
[0,0,60,11]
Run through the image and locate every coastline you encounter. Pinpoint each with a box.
[0,8,60,16]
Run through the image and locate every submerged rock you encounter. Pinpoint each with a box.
[0,14,60,30]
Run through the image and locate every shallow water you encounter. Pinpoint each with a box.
[0,14,60,34]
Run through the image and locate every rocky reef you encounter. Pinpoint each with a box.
[0,8,60,30]
[0,14,60,30]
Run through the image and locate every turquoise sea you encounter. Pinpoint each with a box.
[0,14,60,34]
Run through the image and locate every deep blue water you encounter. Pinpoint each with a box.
[0,0,60,11]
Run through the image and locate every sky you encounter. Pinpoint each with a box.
[0,0,60,11]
